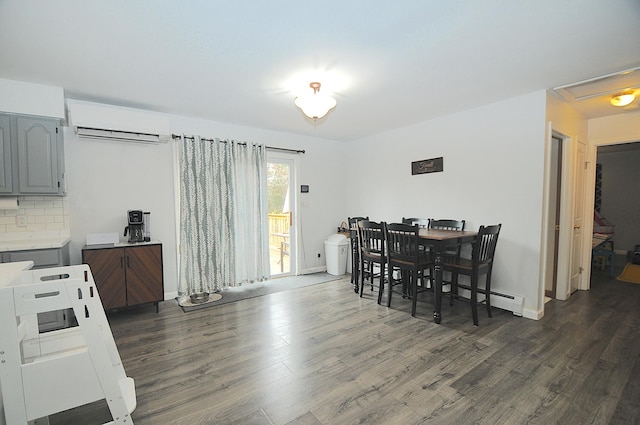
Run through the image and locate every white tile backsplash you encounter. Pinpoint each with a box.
[0,196,69,234]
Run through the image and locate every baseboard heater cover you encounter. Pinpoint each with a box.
[455,288,524,316]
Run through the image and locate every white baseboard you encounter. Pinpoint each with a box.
[523,307,543,320]
[299,266,327,275]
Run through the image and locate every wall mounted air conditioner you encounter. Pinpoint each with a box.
[67,99,171,144]
[75,126,164,144]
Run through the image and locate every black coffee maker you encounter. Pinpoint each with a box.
[124,210,145,243]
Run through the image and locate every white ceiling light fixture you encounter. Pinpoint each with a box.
[610,90,636,107]
[294,82,337,120]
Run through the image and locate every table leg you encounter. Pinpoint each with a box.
[433,253,442,324]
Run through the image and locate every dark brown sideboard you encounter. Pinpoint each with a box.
[82,242,164,312]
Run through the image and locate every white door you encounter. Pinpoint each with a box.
[570,140,587,293]
[267,158,296,276]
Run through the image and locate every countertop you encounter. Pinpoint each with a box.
[0,261,34,287]
[0,231,71,252]
[82,239,162,250]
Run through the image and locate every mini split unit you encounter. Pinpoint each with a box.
[74,126,165,144]
[68,99,170,144]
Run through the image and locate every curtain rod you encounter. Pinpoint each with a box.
[171,134,305,154]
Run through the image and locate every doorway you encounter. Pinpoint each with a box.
[545,135,563,299]
[267,158,295,276]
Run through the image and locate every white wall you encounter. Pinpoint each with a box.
[346,91,548,318]
[589,111,640,145]
[64,100,347,298]
[64,128,178,294]
[0,78,65,119]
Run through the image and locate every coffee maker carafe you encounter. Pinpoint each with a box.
[124,210,145,243]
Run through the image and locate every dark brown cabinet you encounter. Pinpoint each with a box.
[82,242,164,311]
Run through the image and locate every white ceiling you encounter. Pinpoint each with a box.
[1,1,639,142]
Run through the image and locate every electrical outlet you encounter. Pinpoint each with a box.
[17,215,27,227]
[316,250,321,258]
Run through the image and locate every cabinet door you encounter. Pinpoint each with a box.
[0,115,12,193]
[84,248,127,309]
[126,245,164,306]
[16,117,60,194]
[6,248,62,267]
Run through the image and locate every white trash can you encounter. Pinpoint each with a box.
[324,234,349,276]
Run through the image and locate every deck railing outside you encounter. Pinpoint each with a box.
[268,213,290,273]
[268,213,290,247]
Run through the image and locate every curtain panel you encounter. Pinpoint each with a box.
[178,137,269,295]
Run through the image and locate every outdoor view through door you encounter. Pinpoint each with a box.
[268,161,293,276]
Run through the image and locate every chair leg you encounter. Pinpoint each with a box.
[411,270,418,317]
[387,266,394,307]
[449,271,459,306]
[471,273,479,326]
[378,262,385,305]
[359,259,366,297]
[609,252,615,278]
[350,251,355,284]
[485,271,493,318]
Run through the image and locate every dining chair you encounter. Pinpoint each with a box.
[443,224,502,326]
[357,220,386,304]
[428,219,465,231]
[348,216,369,291]
[385,222,434,317]
[426,218,466,288]
[402,217,429,228]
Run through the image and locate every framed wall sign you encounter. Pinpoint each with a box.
[412,157,443,175]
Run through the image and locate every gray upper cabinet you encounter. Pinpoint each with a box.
[0,113,65,195]
[0,115,12,193]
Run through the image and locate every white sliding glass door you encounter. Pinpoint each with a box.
[267,158,295,276]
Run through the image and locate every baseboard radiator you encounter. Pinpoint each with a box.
[449,286,524,317]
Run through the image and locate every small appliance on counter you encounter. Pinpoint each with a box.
[143,211,151,242]
[124,210,147,243]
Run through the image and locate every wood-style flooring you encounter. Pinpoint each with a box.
[49,258,640,424]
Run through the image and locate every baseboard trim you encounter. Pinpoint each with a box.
[523,307,543,320]
[299,266,327,275]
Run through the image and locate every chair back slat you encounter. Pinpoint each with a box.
[348,216,368,242]
[385,222,421,263]
[429,219,465,231]
[358,220,385,257]
[402,217,429,227]
[473,224,501,265]
[348,216,369,286]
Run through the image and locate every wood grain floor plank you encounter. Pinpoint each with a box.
[46,265,640,425]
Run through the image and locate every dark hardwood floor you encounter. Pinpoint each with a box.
[49,257,640,424]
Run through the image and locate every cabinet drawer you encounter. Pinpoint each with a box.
[6,248,62,268]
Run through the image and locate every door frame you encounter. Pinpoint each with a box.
[267,154,298,276]
[545,134,563,299]
[541,124,588,304]
[551,130,574,301]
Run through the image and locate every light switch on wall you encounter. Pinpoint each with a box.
[17,215,27,227]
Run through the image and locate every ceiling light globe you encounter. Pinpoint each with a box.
[610,92,635,107]
[295,94,337,120]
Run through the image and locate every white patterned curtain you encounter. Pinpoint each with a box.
[178,136,269,295]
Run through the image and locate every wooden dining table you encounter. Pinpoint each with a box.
[418,228,478,323]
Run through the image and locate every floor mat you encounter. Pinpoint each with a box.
[617,262,640,284]
[179,272,343,312]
